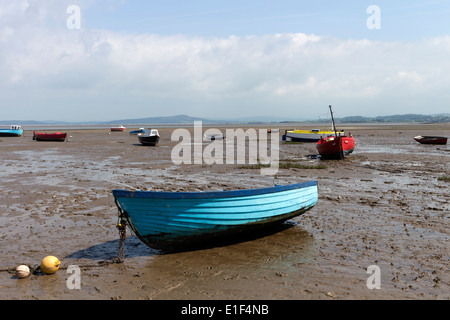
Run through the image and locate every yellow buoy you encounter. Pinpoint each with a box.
[40,256,60,274]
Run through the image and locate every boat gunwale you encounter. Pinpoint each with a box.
[414,135,447,139]
[112,181,317,200]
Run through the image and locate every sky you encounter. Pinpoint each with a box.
[1,0,450,122]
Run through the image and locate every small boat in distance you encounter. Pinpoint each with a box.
[316,105,355,159]
[204,133,225,141]
[112,181,318,251]
[0,125,23,137]
[33,131,67,142]
[414,136,447,145]
[111,125,126,132]
[129,128,146,135]
[138,129,160,146]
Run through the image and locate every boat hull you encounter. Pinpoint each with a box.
[138,135,160,146]
[285,130,338,142]
[316,135,355,159]
[414,136,447,145]
[111,126,126,132]
[129,129,146,135]
[33,132,67,142]
[0,129,23,137]
[113,181,318,251]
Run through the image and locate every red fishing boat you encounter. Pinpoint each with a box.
[317,134,355,159]
[33,131,67,142]
[316,105,356,159]
[413,136,447,145]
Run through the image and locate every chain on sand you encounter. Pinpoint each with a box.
[114,221,127,263]
[1,218,127,274]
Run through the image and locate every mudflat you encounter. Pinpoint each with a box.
[0,123,448,300]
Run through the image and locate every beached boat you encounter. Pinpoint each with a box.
[413,136,447,145]
[317,135,355,159]
[284,129,340,142]
[112,181,318,251]
[111,125,126,132]
[204,133,225,141]
[138,129,160,146]
[129,128,146,135]
[33,131,67,142]
[0,125,23,137]
[316,105,355,159]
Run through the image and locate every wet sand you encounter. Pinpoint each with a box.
[0,123,449,300]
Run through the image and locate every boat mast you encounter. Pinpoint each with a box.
[329,105,338,137]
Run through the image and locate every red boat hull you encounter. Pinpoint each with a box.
[33,132,67,142]
[414,136,447,145]
[316,135,355,159]
[110,127,126,132]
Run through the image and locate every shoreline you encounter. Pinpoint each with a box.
[1,121,449,132]
[0,123,448,300]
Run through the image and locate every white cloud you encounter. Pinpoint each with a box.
[1,1,450,121]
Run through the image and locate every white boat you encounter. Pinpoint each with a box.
[138,129,160,146]
[284,129,342,142]
[203,133,225,141]
[111,125,126,132]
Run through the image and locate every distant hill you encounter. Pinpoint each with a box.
[0,120,73,125]
[101,114,225,125]
[0,115,224,126]
[102,114,292,124]
[309,113,450,124]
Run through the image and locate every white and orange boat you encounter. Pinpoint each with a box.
[110,125,126,132]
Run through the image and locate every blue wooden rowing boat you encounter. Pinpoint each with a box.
[112,181,318,251]
[0,125,23,137]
